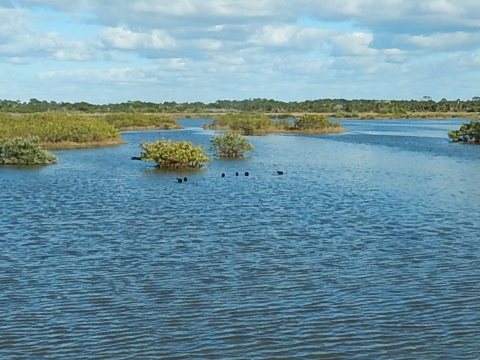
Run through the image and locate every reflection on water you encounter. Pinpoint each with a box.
[1,119,479,359]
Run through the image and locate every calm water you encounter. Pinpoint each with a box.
[1,119,479,359]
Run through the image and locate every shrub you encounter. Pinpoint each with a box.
[293,114,340,130]
[103,113,179,130]
[0,113,120,146]
[210,131,254,158]
[448,119,480,143]
[0,136,57,165]
[210,113,274,135]
[140,139,211,168]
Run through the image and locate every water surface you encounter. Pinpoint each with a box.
[1,119,479,359]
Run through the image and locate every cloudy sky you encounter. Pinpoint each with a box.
[1,0,479,103]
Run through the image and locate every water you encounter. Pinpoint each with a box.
[1,119,479,359]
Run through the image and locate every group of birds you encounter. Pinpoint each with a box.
[176,170,284,183]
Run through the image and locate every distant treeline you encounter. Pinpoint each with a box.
[1,97,480,114]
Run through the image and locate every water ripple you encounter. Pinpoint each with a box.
[1,122,479,359]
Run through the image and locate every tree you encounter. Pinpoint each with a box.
[210,131,254,158]
[0,136,57,165]
[140,139,211,168]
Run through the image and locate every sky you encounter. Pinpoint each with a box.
[0,0,479,103]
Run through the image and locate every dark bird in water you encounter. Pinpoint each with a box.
[183,177,188,182]
[236,172,239,176]
[221,173,226,177]
[277,171,284,175]
[131,156,142,160]
[245,171,250,176]
[176,178,183,183]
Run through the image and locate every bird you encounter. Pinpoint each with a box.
[176,178,183,183]
[277,171,284,175]
[183,177,188,182]
[245,171,250,177]
[221,173,226,177]
[235,172,239,176]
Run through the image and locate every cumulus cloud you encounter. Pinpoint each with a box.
[2,0,480,101]
[249,25,333,49]
[100,27,176,50]
[0,8,28,38]
[0,31,95,61]
[394,32,480,52]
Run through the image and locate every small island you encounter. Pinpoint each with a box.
[448,119,480,144]
[103,113,181,131]
[0,113,123,150]
[206,113,344,135]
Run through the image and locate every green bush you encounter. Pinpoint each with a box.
[448,120,480,143]
[210,113,274,135]
[103,113,179,130]
[293,114,340,130]
[0,136,57,165]
[0,113,120,146]
[140,139,211,168]
[210,131,254,158]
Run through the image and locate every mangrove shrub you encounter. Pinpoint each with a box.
[0,113,121,147]
[103,113,179,130]
[140,139,211,168]
[210,113,274,135]
[448,120,480,143]
[210,131,254,158]
[0,136,57,165]
[293,114,341,130]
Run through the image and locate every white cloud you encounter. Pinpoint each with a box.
[250,25,333,48]
[0,8,28,38]
[3,0,480,101]
[330,32,377,56]
[397,32,480,52]
[100,27,176,50]
[0,32,95,61]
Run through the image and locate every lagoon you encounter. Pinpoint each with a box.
[1,119,479,358]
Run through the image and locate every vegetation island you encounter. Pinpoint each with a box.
[448,119,480,144]
[206,113,343,135]
[1,97,478,166]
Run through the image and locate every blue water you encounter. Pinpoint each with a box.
[1,119,479,359]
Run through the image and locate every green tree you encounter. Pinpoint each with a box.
[210,131,254,158]
[0,136,57,165]
[140,139,211,168]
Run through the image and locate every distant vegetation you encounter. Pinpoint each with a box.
[207,113,344,135]
[103,113,180,130]
[0,113,121,149]
[448,120,480,143]
[208,113,277,135]
[1,97,480,116]
[0,136,57,165]
[210,131,254,158]
[140,140,211,169]
[292,114,344,133]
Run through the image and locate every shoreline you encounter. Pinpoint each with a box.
[44,138,125,150]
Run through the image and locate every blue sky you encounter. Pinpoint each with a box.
[0,0,479,103]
